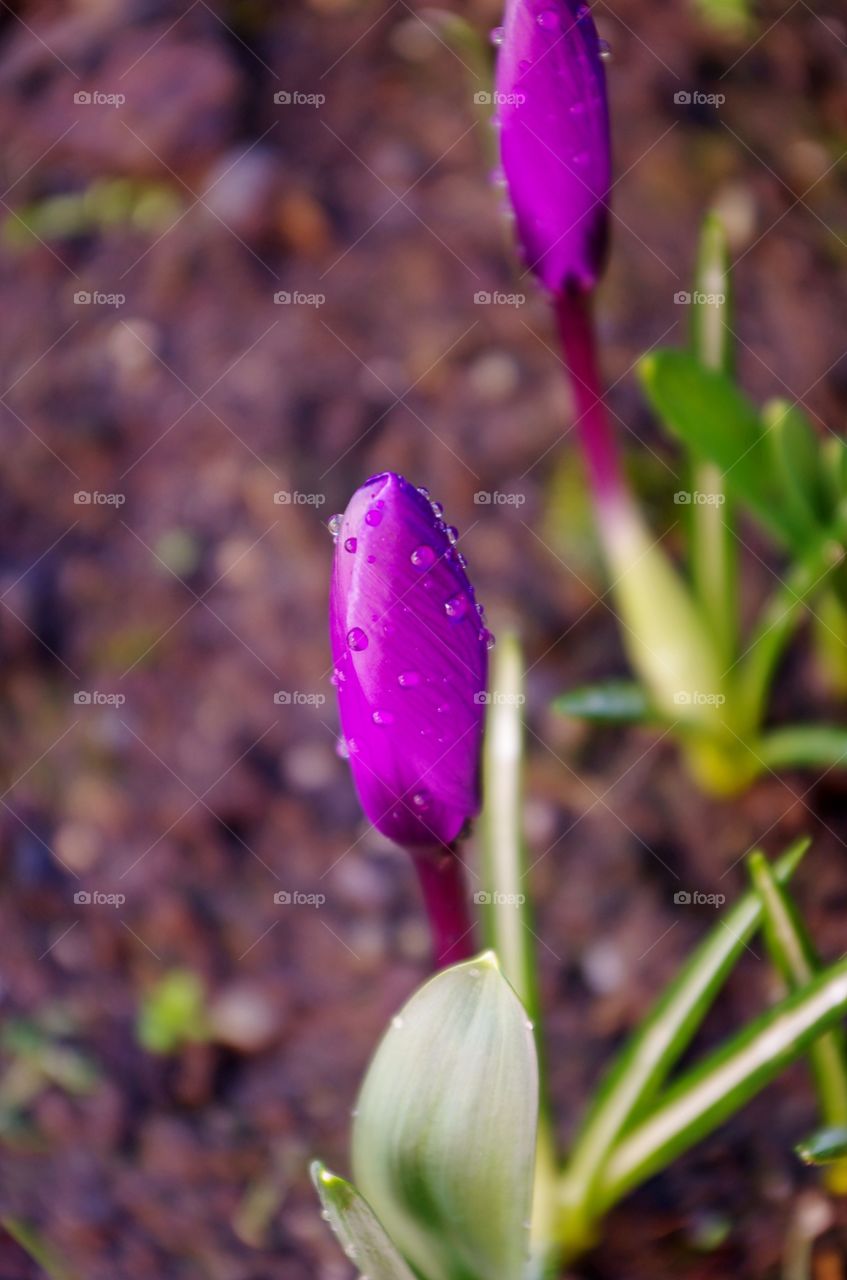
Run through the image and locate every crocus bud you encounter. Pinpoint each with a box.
[329,473,489,850]
[494,0,611,295]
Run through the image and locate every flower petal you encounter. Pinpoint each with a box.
[330,473,488,847]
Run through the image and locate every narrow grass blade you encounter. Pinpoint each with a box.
[748,851,847,1192]
[757,726,847,771]
[557,838,809,1251]
[597,954,847,1208]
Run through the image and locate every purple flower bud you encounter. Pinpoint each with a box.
[494,0,611,295]
[329,473,489,849]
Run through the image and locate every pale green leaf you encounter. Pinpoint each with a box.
[352,952,538,1280]
[310,1162,417,1280]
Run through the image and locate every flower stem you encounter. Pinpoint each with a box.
[408,846,476,968]
[555,287,627,518]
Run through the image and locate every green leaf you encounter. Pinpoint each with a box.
[480,633,558,1268]
[552,681,653,724]
[757,726,847,770]
[558,839,809,1250]
[310,1163,417,1280]
[640,350,806,549]
[748,851,847,1193]
[822,437,847,506]
[763,399,829,535]
[136,969,209,1055]
[597,953,847,1208]
[796,1126,847,1166]
[352,952,538,1280]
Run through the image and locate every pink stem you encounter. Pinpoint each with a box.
[555,287,627,513]
[408,845,476,968]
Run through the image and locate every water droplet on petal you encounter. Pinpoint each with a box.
[398,671,421,688]
[518,57,532,73]
[489,24,505,44]
[480,628,496,649]
[344,536,357,552]
[445,593,469,619]
[392,1015,405,1029]
[446,525,459,545]
[347,627,368,651]
[365,507,383,526]
[525,1018,535,1030]
[468,966,480,977]
[411,544,436,568]
[335,739,350,759]
[417,485,430,497]
[372,708,394,726]
[330,667,346,686]
[328,513,343,538]
[536,8,561,30]
[367,554,376,564]
[598,37,612,60]
[411,789,431,811]
[430,500,444,517]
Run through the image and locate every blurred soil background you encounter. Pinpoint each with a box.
[0,0,846,1276]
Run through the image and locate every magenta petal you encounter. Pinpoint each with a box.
[329,474,488,848]
[495,0,611,295]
